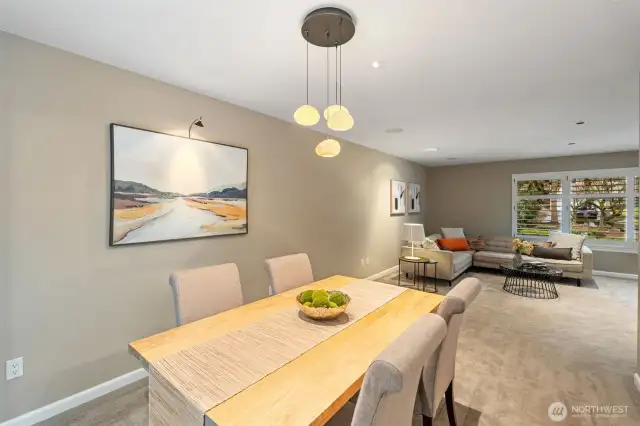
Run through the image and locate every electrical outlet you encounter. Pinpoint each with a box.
[6,357,23,380]
[366,257,370,265]
[360,258,365,266]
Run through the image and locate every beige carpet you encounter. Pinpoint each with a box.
[39,270,639,426]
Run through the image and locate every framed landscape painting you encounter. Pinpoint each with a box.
[109,124,248,246]
[408,183,420,213]
[390,180,406,215]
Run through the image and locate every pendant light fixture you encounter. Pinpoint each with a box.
[316,43,341,157]
[315,138,341,157]
[296,7,356,142]
[293,34,320,126]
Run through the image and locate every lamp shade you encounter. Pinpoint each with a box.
[323,105,350,120]
[327,108,354,131]
[402,223,426,243]
[294,105,320,126]
[315,139,341,157]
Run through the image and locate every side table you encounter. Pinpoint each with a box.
[398,256,438,293]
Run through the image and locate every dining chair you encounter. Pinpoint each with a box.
[264,253,314,295]
[168,263,244,326]
[327,314,447,426]
[417,277,481,426]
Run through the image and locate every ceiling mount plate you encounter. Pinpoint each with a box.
[301,7,355,47]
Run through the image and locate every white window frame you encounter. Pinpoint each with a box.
[512,167,639,252]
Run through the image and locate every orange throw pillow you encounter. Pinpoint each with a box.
[437,238,470,251]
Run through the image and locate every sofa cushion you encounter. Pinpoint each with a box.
[467,236,486,251]
[437,238,470,251]
[521,255,583,273]
[483,237,514,253]
[531,246,572,261]
[547,231,587,261]
[474,250,583,273]
[422,237,440,250]
[441,228,465,239]
[452,251,473,273]
[473,251,514,264]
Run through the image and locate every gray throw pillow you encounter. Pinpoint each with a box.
[532,246,572,261]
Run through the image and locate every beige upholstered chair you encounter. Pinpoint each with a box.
[418,277,481,426]
[264,253,314,295]
[327,314,447,426]
[169,263,244,326]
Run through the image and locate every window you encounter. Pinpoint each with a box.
[512,168,639,250]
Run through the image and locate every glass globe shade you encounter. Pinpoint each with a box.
[315,139,341,158]
[293,105,320,126]
[323,105,350,120]
[327,109,354,131]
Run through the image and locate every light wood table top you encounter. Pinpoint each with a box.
[130,275,444,426]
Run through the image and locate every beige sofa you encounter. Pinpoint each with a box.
[401,235,593,286]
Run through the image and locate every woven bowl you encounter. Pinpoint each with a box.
[296,290,351,320]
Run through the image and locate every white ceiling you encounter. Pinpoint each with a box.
[1,0,639,166]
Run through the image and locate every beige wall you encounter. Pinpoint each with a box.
[0,32,429,421]
[426,152,639,274]
[0,32,10,421]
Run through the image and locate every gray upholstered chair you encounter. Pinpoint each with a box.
[418,277,481,426]
[327,314,447,426]
[264,253,314,295]
[169,263,244,326]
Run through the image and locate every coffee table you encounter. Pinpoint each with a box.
[500,263,562,299]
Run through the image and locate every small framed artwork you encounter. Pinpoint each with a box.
[390,180,406,215]
[408,183,420,213]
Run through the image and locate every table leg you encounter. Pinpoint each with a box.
[413,263,417,288]
[434,263,438,293]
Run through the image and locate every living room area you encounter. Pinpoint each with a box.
[387,151,640,424]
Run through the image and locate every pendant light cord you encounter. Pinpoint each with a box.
[326,46,329,108]
[339,19,343,108]
[339,45,342,107]
[335,45,338,108]
[305,33,309,104]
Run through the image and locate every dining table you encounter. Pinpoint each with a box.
[129,275,444,426]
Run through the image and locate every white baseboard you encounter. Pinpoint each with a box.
[592,270,638,280]
[366,265,399,281]
[1,368,148,426]
[635,374,640,395]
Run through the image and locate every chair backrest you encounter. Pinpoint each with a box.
[352,314,447,426]
[169,263,243,326]
[418,277,481,417]
[264,253,314,295]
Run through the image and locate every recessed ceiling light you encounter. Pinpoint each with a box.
[372,61,381,69]
[446,157,459,161]
[568,142,576,145]
[385,127,403,133]
[576,121,585,125]
[423,148,439,152]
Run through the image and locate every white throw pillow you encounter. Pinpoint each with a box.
[547,231,586,261]
[422,237,441,250]
[441,228,465,239]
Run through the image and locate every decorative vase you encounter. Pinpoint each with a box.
[513,252,523,268]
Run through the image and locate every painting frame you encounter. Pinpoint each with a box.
[390,180,406,216]
[408,183,421,214]
[109,123,248,247]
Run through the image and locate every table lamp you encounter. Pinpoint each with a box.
[402,223,426,260]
